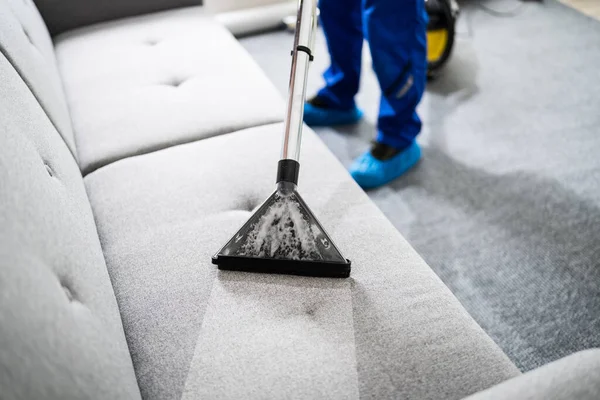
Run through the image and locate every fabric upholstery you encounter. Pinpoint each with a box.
[0,0,76,155]
[464,349,600,400]
[84,123,519,400]
[54,7,284,175]
[33,0,201,36]
[0,54,140,400]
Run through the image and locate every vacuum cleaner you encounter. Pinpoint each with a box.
[212,0,351,278]
[426,0,459,77]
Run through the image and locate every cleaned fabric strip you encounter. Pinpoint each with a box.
[182,272,359,399]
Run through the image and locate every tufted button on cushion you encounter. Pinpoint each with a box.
[44,161,54,177]
[164,76,188,87]
[54,6,284,175]
[22,26,33,45]
[234,196,262,213]
[61,280,75,302]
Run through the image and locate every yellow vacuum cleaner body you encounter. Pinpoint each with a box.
[426,0,459,77]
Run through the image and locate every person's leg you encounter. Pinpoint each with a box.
[317,0,364,110]
[303,0,365,126]
[349,0,428,188]
[366,0,428,149]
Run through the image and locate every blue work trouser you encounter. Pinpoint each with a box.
[317,0,428,150]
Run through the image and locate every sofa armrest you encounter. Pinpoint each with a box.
[464,349,600,400]
[33,0,202,35]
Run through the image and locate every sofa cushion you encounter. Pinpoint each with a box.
[0,54,140,399]
[84,123,520,400]
[54,6,284,175]
[464,349,600,400]
[0,0,76,154]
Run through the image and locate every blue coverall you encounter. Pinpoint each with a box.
[317,0,428,150]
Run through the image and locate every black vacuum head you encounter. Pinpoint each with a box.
[212,184,350,278]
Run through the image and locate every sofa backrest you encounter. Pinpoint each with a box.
[34,0,202,36]
[0,0,76,155]
[0,48,141,399]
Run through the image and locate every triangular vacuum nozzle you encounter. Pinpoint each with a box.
[212,182,351,278]
[213,0,349,277]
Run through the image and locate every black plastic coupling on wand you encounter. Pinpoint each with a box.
[276,159,300,185]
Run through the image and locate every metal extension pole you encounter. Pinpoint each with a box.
[280,0,317,162]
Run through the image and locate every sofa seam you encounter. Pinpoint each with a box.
[82,118,284,178]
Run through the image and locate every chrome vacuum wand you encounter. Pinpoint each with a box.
[281,0,317,162]
[276,0,318,194]
[212,0,351,278]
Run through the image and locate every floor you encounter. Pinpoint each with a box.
[559,0,600,19]
[240,0,600,372]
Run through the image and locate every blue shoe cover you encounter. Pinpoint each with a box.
[350,141,421,189]
[303,103,363,126]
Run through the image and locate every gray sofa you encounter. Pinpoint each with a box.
[0,0,598,399]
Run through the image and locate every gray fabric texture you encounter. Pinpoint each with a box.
[33,0,201,36]
[240,0,600,371]
[54,6,284,175]
[182,274,360,399]
[0,0,76,155]
[84,122,519,400]
[0,54,140,400]
[464,349,600,400]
